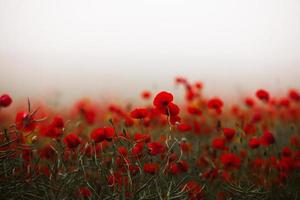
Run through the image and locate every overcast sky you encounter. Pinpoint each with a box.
[0,0,300,103]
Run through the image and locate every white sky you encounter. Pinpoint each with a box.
[0,0,300,103]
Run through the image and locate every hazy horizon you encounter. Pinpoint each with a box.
[1,0,300,104]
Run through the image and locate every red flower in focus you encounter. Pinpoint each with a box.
[90,127,115,143]
[222,128,235,140]
[15,111,36,132]
[63,133,81,149]
[153,91,180,117]
[207,98,223,114]
[141,90,151,99]
[0,94,12,107]
[130,108,148,119]
[156,102,180,116]
[147,141,165,156]
[143,162,159,174]
[260,130,275,146]
[153,91,173,108]
[248,137,260,149]
[256,89,270,102]
[220,153,241,170]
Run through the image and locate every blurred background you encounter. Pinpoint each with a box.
[0,0,300,104]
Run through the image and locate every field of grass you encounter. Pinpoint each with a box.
[1,77,300,199]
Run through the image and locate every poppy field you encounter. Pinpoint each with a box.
[1,77,300,200]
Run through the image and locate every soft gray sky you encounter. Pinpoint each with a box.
[0,0,300,103]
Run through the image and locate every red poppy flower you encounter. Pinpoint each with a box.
[183,180,204,200]
[244,97,255,107]
[212,138,226,150]
[281,147,292,157]
[63,133,81,149]
[51,116,64,129]
[177,160,189,172]
[243,123,256,135]
[78,187,92,197]
[131,143,144,156]
[90,127,115,143]
[130,108,148,119]
[187,106,202,116]
[0,94,12,107]
[248,137,260,149]
[279,98,290,108]
[175,77,187,84]
[91,128,106,143]
[143,162,159,174]
[141,90,151,99]
[117,146,128,156]
[102,129,115,141]
[15,111,36,132]
[289,89,300,102]
[251,112,262,123]
[156,102,180,116]
[256,89,270,102]
[177,123,192,132]
[169,163,180,175]
[147,141,165,156]
[207,98,223,114]
[153,91,173,108]
[185,88,196,102]
[169,160,189,174]
[75,100,97,124]
[223,128,236,140]
[260,130,275,146]
[220,153,241,170]
[170,115,181,125]
[194,81,203,89]
[125,117,134,127]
